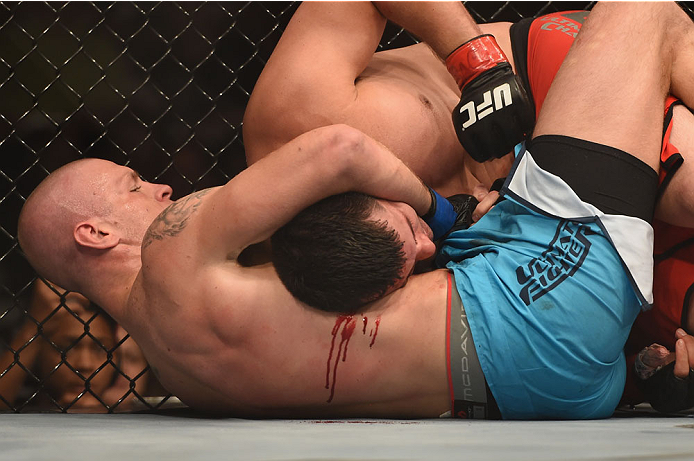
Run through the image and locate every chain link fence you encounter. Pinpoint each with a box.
[1,1,692,413]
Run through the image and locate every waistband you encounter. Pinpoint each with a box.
[527,135,658,223]
[446,271,501,419]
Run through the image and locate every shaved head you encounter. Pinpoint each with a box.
[19,157,173,295]
[18,159,115,290]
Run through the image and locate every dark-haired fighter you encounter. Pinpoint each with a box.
[247,2,694,414]
[271,2,694,419]
[18,2,694,420]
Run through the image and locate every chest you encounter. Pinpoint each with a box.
[354,56,468,194]
[357,46,514,194]
[362,45,459,116]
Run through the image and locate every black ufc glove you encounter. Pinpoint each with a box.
[434,194,478,263]
[446,35,535,163]
[441,194,479,240]
[637,360,694,413]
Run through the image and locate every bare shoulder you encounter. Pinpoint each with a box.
[137,187,223,301]
[142,189,214,251]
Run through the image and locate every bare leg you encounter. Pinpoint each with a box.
[534,2,694,171]
[373,1,482,57]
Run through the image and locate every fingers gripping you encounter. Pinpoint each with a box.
[675,328,694,379]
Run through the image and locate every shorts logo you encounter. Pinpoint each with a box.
[539,20,579,38]
[516,220,593,306]
[459,311,472,400]
[458,83,513,130]
[538,12,587,38]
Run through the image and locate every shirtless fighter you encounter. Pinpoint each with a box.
[243,2,694,228]
[19,1,694,420]
[273,1,694,419]
[244,2,694,413]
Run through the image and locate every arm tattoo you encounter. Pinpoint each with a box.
[143,189,212,249]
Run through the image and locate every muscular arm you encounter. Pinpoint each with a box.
[243,1,517,196]
[373,1,482,57]
[197,125,433,261]
[243,2,386,163]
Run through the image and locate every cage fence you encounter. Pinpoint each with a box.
[0,1,691,413]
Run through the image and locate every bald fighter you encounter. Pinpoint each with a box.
[19,1,694,420]
[18,121,472,417]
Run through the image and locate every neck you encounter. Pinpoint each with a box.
[78,247,141,329]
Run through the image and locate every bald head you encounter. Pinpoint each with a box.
[18,159,116,290]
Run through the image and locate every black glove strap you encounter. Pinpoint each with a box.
[637,361,694,413]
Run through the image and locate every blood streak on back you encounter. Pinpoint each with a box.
[324,314,382,403]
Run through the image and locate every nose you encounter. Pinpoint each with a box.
[415,233,437,261]
[153,183,173,202]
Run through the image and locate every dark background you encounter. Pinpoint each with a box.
[1,1,691,412]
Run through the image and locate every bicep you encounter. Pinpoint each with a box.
[200,126,357,259]
[243,2,386,163]
[202,124,433,260]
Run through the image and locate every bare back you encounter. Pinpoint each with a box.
[127,219,451,417]
[112,126,454,417]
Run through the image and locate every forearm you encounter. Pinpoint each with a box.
[373,1,482,58]
[203,125,434,255]
[258,123,432,214]
[301,125,455,240]
[340,131,432,216]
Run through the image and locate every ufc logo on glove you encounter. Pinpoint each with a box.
[457,83,513,130]
[447,35,535,162]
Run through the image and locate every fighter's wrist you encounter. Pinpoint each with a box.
[421,187,438,221]
[421,187,456,240]
[445,34,509,89]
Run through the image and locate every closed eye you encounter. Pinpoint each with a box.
[130,169,143,192]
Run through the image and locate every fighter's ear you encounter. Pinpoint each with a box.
[74,220,119,250]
